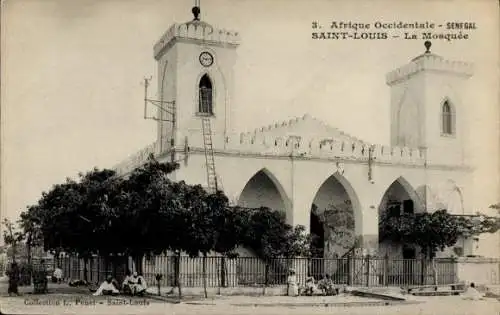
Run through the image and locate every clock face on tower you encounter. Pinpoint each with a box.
[199,52,214,67]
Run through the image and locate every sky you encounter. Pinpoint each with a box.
[1,0,499,227]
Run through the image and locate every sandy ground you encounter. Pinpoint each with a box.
[0,293,498,315]
[0,281,498,315]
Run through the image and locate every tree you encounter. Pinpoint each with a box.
[181,184,212,298]
[212,205,250,287]
[242,207,310,260]
[2,218,25,262]
[490,203,500,211]
[19,206,44,265]
[20,168,124,281]
[18,153,317,296]
[454,214,500,237]
[380,209,461,258]
[238,207,311,285]
[115,155,180,273]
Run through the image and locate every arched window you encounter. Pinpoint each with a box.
[198,74,213,115]
[442,100,453,135]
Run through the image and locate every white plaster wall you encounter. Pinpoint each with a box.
[389,73,425,148]
[156,145,478,257]
[166,41,237,151]
[422,74,469,166]
[156,46,178,152]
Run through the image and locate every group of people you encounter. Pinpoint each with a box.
[93,270,147,296]
[287,269,339,297]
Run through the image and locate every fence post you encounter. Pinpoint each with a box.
[365,255,370,287]
[432,258,438,287]
[383,254,389,286]
[420,257,426,285]
[264,262,270,296]
[220,256,227,288]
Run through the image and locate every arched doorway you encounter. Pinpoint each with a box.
[378,177,422,285]
[378,177,421,258]
[237,169,288,213]
[309,173,359,280]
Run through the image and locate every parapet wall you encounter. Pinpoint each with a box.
[114,121,426,175]
[386,53,473,85]
[223,132,425,165]
[154,22,240,59]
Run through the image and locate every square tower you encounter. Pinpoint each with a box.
[152,7,240,155]
[386,41,474,166]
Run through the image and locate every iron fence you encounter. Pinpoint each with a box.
[50,254,477,288]
[56,255,129,285]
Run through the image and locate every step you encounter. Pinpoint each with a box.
[411,290,464,296]
[350,289,406,301]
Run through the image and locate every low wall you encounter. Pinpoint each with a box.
[456,257,500,285]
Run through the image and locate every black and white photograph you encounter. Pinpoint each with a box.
[0,0,499,314]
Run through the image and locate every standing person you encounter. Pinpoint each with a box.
[287,269,299,297]
[7,262,20,296]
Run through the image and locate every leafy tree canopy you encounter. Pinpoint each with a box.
[18,155,312,269]
[380,209,500,257]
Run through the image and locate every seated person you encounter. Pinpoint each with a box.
[462,282,484,300]
[122,270,133,295]
[123,271,147,296]
[93,276,120,296]
[317,274,337,296]
[303,275,318,296]
[52,267,63,283]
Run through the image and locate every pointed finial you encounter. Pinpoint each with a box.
[192,6,200,21]
[424,41,432,53]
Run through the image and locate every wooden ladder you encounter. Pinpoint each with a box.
[201,117,218,194]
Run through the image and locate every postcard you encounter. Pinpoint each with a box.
[1,0,499,314]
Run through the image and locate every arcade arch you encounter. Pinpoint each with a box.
[378,177,423,259]
[309,173,361,260]
[237,168,289,215]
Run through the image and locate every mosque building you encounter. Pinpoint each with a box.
[115,6,479,261]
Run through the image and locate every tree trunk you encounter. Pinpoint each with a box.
[420,256,426,285]
[202,254,208,298]
[83,257,89,282]
[89,258,94,283]
[132,254,144,275]
[175,251,183,299]
[104,256,109,282]
[432,258,438,287]
[27,236,32,266]
[265,263,270,296]
[12,242,17,263]
[112,256,118,279]
[220,256,226,288]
